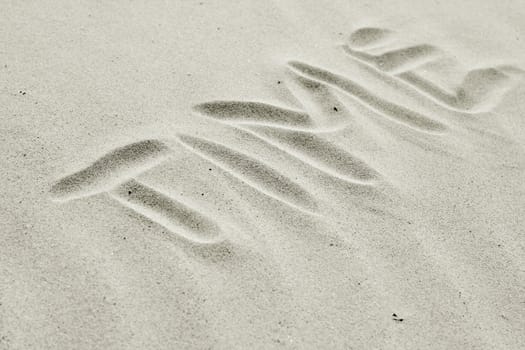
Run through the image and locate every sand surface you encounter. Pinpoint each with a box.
[2,1,525,349]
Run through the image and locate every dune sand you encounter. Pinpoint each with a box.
[2,1,525,349]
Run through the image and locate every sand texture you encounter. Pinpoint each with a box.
[2,1,525,349]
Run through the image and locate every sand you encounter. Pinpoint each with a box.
[2,1,525,349]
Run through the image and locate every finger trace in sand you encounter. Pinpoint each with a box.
[347,27,393,49]
[244,125,379,184]
[288,60,447,133]
[50,140,170,201]
[193,100,314,129]
[344,27,524,113]
[175,133,318,213]
[398,67,523,112]
[343,43,442,74]
[286,71,354,130]
[109,179,223,244]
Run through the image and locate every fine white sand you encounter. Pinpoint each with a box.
[2,1,525,349]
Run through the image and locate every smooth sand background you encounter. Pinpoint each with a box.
[2,1,525,349]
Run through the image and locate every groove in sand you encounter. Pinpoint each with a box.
[343,44,442,74]
[175,133,318,214]
[344,28,524,113]
[286,71,354,130]
[288,60,448,133]
[110,179,223,244]
[397,67,523,112]
[193,101,314,129]
[347,27,393,49]
[243,125,379,184]
[50,140,170,201]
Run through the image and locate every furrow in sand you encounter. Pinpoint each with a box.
[244,125,380,184]
[397,67,523,112]
[343,28,523,113]
[343,44,442,74]
[285,71,354,130]
[175,133,318,214]
[347,27,393,49]
[288,60,447,133]
[193,100,314,129]
[110,179,223,244]
[50,140,170,201]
